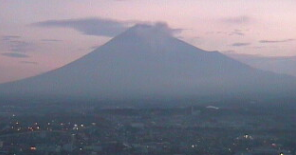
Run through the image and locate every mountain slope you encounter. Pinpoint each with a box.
[0,24,296,101]
[228,54,296,77]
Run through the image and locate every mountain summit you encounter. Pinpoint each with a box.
[1,24,296,101]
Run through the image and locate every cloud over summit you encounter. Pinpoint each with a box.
[33,18,130,37]
[33,18,181,38]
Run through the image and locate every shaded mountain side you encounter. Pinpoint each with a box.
[228,54,296,77]
[0,24,296,102]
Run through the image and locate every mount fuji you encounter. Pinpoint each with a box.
[1,24,296,102]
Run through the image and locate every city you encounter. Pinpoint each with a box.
[0,101,295,155]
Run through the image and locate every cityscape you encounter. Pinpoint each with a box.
[0,100,295,155]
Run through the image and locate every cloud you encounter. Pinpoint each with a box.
[20,61,38,65]
[259,39,294,43]
[6,40,33,52]
[33,18,181,37]
[41,39,62,42]
[2,53,29,58]
[155,22,182,35]
[206,29,245,36]
[32,17,130,37]
[1,35,35,53]
[1,35,21,41]
[135,22,183,35]
[231,43,251,47]
[229,29,245,36]
[221,16,252,25]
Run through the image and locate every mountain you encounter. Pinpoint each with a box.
[0,24,296,102]
[227,54,296,77]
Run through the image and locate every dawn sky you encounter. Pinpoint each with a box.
[0,0,295,83]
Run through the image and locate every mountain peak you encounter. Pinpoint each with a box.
[122,23,178,39]
[132,23,174,33]
[106,22,181,50]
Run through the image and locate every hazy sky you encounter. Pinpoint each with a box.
[0,0,295,83]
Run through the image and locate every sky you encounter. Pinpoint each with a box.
[0,0,295,83]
